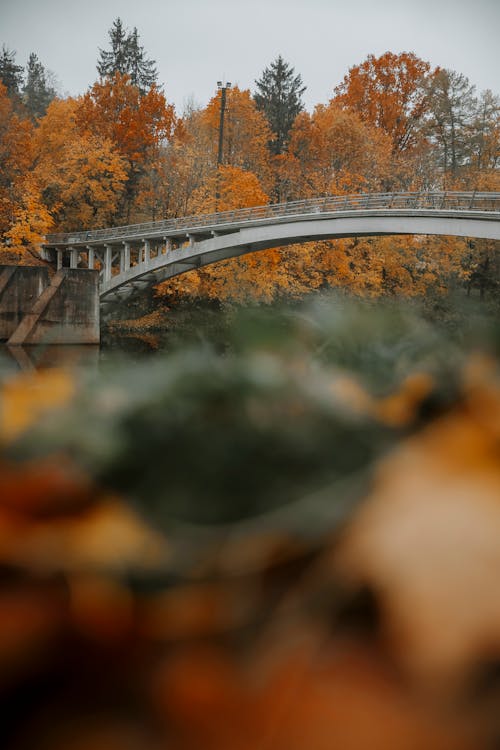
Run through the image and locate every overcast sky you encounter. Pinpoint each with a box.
[2,0,499,113]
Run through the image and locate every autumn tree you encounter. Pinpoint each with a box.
[0,83,33,247]
[188,164,268,214]
[22,53,56,120]
[425,68,477,177]
[97,18,158,94]
[470,89,500,172]
[254,55,306,155]
[333,52,436,153]
[77,73,174,165]
[281,101,437,299]
[144,86,274,225]
[462,240,500,300]
[76,73,175,221]
[5,174,53,251]
[43,132,128,231]
[202,86,274,190]
[32,98,128,231]
[286,103,392,198]
[156,109,213,218]
[133,111,206,221]
[0,82,53,257]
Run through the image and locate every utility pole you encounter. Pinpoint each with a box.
[215,81,231,211]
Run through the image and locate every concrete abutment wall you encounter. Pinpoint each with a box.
[0,266,50,340]
[0,267,100,345]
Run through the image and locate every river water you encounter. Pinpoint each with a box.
[0,303,234,373]
[0,292,496,379]
[0,335,182,373]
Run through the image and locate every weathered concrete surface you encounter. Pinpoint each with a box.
[8,269,100,345]
[0,266,50,340]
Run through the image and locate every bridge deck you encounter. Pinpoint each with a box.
[41,192,500,305]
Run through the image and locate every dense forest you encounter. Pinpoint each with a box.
[0,19,499,305]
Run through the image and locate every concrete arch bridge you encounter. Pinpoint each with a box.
[43,191,500,308]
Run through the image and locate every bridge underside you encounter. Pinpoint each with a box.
[96,212,500,304]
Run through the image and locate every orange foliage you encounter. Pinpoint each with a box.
[285,104,392,199]
[202,86,274,191]
[189,164,269,214]
[333,52,437,153]
[75,73,176,221]
[0,367,74,442]
[0,83,34,247]
[308,231,469,300]
[335,358,500,692]
[77,73,175,166]
[32,98,128,231]
[4,175,53,250]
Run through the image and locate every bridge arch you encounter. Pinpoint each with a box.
[42,192,500,306]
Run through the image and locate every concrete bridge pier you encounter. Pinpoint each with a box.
[0,266,50,340]
[0,266,100,345]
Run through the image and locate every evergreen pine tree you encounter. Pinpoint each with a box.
[97,18,130,77]
[0,45,24,98]
[97,18,158,94]
[254,55,306,155]
[22,53,56,120]
[127,27,158,95]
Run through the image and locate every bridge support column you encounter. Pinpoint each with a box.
[70,248,79,269]
[123,242,130,271]
[56,250,63,271]
[143,240,150,268]
[87,246,95,269]
[165,238,172,254]
[104,245,112,282]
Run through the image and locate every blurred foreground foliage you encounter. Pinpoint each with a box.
[1,296,500,749]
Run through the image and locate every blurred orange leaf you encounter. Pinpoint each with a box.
[334,373,500,692]
[1,368,75,443]
[0,498,169,574]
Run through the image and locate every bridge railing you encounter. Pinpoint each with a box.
[45,191,500,246]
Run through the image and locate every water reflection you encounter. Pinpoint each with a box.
[1,344,100,372]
